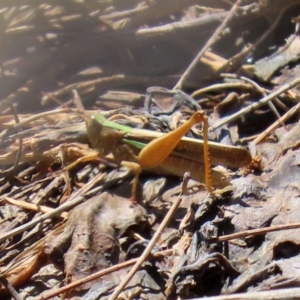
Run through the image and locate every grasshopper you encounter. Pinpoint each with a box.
[71,91,252,199]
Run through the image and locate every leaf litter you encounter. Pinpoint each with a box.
[2,1,300,300]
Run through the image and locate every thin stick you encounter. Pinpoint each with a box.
[209,77,300,131]
[38,249,173,300]
[216,8,284,76]
[5,197,69,219]
[173,0,241,90]
[191,82,252,99]
[0,273,23,300]
[0,108,77,140]
[221,73,283,124]
[189,287,300,300]
[218,221,300,242]
[253,101,300,144]
[108,174,190,300]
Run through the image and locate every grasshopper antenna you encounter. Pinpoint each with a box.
[72,89,86,115]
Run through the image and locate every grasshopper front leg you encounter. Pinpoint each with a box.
[112,144,142,201]
[120,161,141,202]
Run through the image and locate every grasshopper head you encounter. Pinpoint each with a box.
[85,113,124,157]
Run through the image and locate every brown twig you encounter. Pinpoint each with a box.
[216,9,284,75]
[0,108,77,140]
[218,221,300,242]
[189,287,300,300]
[173,0,242,90]
[209,77,300,131]
[191,82,252,99]
[220,73,283,125]
[37,249,173,300]
[5,197,69,219]
[253,101,300,144]
[0,273,23,300]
